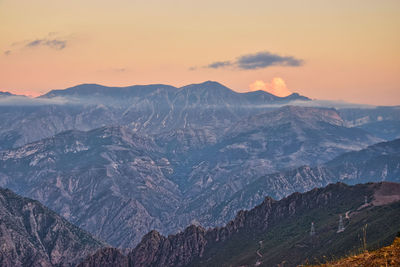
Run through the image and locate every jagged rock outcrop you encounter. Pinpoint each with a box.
[128,226,208,267]
[0,187,104,267]
[80,182,400,267]
[77,248,128,267]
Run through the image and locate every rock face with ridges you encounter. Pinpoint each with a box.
[0,187,104,267]
[0,126,180,248]
[205,138,400,226]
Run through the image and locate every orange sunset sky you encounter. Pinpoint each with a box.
[0,0,399,105]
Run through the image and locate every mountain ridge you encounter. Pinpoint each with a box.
[79,182,400,267]
[0,91,14,97]
[40,81,310,102]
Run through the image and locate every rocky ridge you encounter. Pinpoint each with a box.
[79,182,400,267]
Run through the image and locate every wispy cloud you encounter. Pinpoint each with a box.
[26,38,67,50]
[97,67,129,74]
[207,61,232,69]
[112,68,127,73]
[251,99,376,109]
[48,31,59,36]
[0,95,70,106]
[237,51,303,69]
[202,51,304,70]
[4,32,69,56]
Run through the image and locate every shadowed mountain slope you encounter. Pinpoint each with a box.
[0,187,104,267]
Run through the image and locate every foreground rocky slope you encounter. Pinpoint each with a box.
[79,182,400,267]
[0,187,104,267]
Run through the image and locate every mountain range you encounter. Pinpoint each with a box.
[1,82,399,151]
[0,82,309,150]
[0,119,397,248]
[0,81,399,265]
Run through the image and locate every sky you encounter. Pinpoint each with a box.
[0,0,399,105]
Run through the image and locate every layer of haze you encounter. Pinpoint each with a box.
[0,0,399,105]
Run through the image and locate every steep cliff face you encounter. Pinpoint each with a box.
[79,182,400,267]
[0,187,104,267]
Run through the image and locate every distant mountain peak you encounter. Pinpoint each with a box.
[199,80,224,86]
[179,80,233,92]
[0,91,15,97]
[282,92,311,101]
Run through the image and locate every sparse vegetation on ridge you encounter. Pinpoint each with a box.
[310,236,400,267]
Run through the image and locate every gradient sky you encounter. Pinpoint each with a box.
[1,0,399,105]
